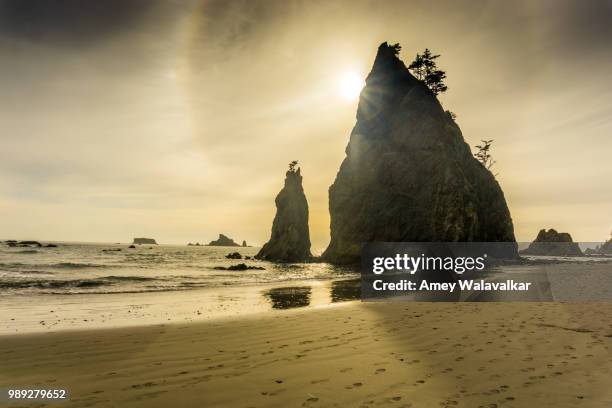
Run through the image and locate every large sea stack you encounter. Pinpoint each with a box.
[322,42,517,264]
[256,166,312,262]
[520,229,583,256]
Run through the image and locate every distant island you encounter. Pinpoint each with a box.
[207,234,241,247]
[133,238,157,245]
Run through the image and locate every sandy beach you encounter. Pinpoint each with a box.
[2,301,612,407]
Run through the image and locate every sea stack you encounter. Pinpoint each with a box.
[322,42,517,264]
[520,229,583,256]
[256,164,312,262]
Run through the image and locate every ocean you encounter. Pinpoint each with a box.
[0,242,360,334]
[0,242,359,295]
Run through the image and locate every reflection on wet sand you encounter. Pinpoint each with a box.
[262,279,362,310]
[330,279,361,302]
[264,286,312,309]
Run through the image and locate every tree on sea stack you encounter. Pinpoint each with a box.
[256,162,312,262]
[474,139,498,175]
[408,48,448,95]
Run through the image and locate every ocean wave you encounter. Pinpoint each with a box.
[0,275,158,290]
[47,287,191,295]
[0,261,109,270]
[0,269,54,275]
[103,275,158,282]
[53,262,109,269]
[0,279,106,289]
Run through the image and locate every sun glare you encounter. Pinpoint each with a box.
[339,72,364,101]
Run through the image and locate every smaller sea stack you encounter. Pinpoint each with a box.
[256,163,312,262]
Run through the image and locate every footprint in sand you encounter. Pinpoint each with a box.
[131,382,158,389]
[302,396,319,406]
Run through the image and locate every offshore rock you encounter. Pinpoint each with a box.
[520,229,583,256]
[207,234,240,247]
[133,238,157,245]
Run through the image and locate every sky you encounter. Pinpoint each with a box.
[0,0,611,251]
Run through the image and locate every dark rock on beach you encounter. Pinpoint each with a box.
[207,234,240,247]
[256,166,312,262]
[520,228,583,256]
[322,42,517,264]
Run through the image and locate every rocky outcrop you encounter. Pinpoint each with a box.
[256,167,312,262]
[520,229,583,256]
[585,233,612,255]
[133,238,157,245]
[322,42,517,264]
[214,263,265,271]
[207,234,240,247]
[599,238,612,254]
[242,240,248,247]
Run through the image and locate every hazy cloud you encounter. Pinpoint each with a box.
[0,0,610,248]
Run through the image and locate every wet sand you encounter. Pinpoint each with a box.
[0,278,360,335]
[2,302,612,407]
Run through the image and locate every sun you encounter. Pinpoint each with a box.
[339,72,365,101]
